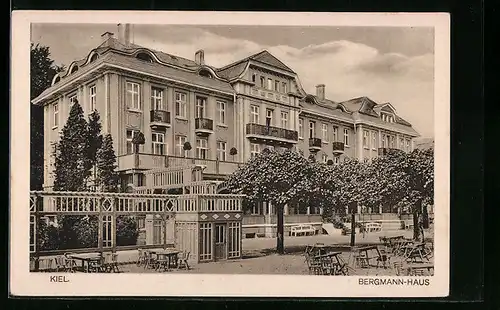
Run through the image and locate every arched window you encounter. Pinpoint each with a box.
[136,52,153,63]
[70,66,79,74]
[52,76,61,85]
[198,69,213,78]
[90,53,98,63]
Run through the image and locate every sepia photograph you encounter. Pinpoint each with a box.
[11,11,450,297]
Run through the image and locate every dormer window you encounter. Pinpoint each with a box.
[198,69,213,78]
[381,112,395,123]
[70,66,79,74]
[136,52,153,63]
[52,75,61,85]
[90,54,99,63]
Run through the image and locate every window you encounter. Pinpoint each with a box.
[151,87,164,110]
[175,135,187,157]
[251,203,261,215]
[266,109,274,126]
[322,124,328,142]
[250,105,260,124]
[195,97,206,119]
[389,136,396,148]
[406,139,411,152]
[372,131,377,150]
[363,130,369,148]
[400,137,405,150]
[382,135,388,148]
[381,113,394,123]
[267,78,273,90]
[332,127,338,142]
[53,103,59,127]
[344,128,349,146]
[298,118,304,139]
[274,80,280,92]
[175,92,187,118]
[282,82,287,93]
[152,132,165,155]
[250,143,261,158]
[217,101,226,124]
[217,141,227,161]
[280,111,288,128]
[126,129,140,154]
[89,85,96,112]
[126,82,140,110]
[69,94,78,107]
[334,156,340,165]
[260,76,265,88]
[322,154,328,163]
[309,121,316,139]
[196,138,209,159]
[252,74,256,83]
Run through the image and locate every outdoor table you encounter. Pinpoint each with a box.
[150,249,180,271]
[314,252,347,275]
[393,240,414,256]
[404,243,429,263]
[353,245,385,268]
[311,244,331,256]
[407,264,434,276]
[69,253,102,273]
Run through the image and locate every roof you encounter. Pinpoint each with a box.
[355,113,419,136]
[339,97,379,117]
[217,50,295,80]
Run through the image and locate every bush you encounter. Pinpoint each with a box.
[116,216,139,246]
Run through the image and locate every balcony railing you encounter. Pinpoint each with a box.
[332,141,345,154]
[308,137,322,150]
[245,123,298,143]
[195,118,214,135]
[166,156,242,176]
[118,153,167,171]
[150,110,171,128]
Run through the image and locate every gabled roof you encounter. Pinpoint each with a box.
[217,50,295,80]
[339,97,379,117]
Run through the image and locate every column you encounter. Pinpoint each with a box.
[306,206,310,215]
[378,130,382,149]
[145,214,154,245]
[143,81,152,154]
[356,124,363,161]
[396,133,401,150]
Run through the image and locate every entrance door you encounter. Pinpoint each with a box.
[214,223,227,260]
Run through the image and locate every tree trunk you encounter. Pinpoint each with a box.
[422,204,429,229]
[412,200,422,240]
[276,204,284,254]
[350,211,356,247]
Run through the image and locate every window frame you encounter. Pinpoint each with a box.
[126,81,141,111]
[250,143,261,158]
[250,105,260,124]
[151,132,166,155]
[195,96,207,119]
[175,135,187,157]
[282,82,287,93]
[175,92,187,118]
[196,137,209,159]
[309,121,316,139]
[267,78,273,90]
[151,87,164,111]
[53,103,59,128]
[322,123,329,143]
[126,129,141,154]
[274,80,280,92]
[217,141,227,161]
[89,85,97,112]
[298,118,304,139]
[343,128,349,146]
[371,131,377,150]
[216,100,226,125]
[260,76,265,88]
[363,130,369,149]
[332,126,338,142]
[280,111,288,129]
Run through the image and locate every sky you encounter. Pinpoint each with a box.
[31,24,435,138]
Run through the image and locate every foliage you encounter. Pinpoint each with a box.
[96,134,119,192]
[57,215,99,250]
[53,102,89,191]
[86,111,103,189]
[132,131,145,145]
[183,141,192,151]
[326,159,334,166]
[116,216,139,246]
[30,43,65,190]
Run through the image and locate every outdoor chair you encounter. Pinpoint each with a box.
[353,252,369,269]
[54,255,68,272]
[177,251,191,270]
[320,256,336,275]
[376,248,390,269]
[137,249,145,266]
[63,252,77,272]
[110,253,121,273]
[306,256,323,275]
[39,257,54,272]
[409,268,426,276]
[392,261,408,276]
[88,255,105,273]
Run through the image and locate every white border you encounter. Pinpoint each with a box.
[10,11,450,297]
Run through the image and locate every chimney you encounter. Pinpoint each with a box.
[195,50,205,65]
[316,84,325,100]
[117,23,131,46]
[101,31,114,40]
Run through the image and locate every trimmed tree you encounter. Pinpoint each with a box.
[229,147,238,161]
[132,131,145,153]
[223,149,314,254]
[96,134,120,192]
[86,110,103,191]
[53,101,88,191]
[183,141,192,157]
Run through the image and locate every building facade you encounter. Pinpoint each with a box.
[33,24,419,237]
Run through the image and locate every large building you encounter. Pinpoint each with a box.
[32,24,419,238]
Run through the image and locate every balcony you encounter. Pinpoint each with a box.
[117,153,168,171]
[165,156,241,176]
[308,138,322,152]
[246,123,298,146]
[332,141,345,155]
[150,110,171,130]
[195,118,214,136]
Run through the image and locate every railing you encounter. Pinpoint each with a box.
[150,110,171,125]
[309,137,322,148]
[118,153,167,171]
[195,118,214,131]
[246,123,298,142]
[332,141,345,153]
[166,156,242,175]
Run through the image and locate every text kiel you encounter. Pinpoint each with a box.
[49,275,70,282]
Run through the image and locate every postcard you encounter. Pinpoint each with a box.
[10,10,450,297]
